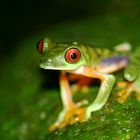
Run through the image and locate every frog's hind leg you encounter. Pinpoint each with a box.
[117,47,140,103]
[117,81,140,103]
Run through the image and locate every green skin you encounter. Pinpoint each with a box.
[40,38,123,70]
[39,38,140,129]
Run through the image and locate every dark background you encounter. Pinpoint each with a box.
[1,0,140,57]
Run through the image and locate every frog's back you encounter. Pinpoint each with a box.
[81,45,129,66]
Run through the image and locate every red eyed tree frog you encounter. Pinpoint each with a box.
[37,38,140,131]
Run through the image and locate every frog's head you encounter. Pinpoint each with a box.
[37,38,88,70]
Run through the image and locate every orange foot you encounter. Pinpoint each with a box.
[49,106,86,131]
[116,81,140,103]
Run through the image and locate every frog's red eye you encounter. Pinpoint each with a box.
[65,48,81,63]
[37,39,44,54]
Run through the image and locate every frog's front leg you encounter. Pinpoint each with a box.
[49,67,115,131]
[73,66,115,119]
[49,72,86,131]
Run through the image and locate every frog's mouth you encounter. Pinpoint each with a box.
[39,63,78,71]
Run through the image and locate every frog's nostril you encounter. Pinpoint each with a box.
[37,39,44,54]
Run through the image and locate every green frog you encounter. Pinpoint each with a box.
[37,38,140,131]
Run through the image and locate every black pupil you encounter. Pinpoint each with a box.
[71,53,77,59]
